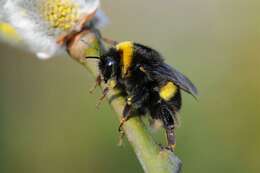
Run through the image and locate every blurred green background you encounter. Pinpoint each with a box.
[1,0,260,173]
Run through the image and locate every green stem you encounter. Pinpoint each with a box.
[69,30,182,173]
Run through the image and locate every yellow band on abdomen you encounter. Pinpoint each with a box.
[159,82,177,101]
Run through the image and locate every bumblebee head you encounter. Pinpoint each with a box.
[86,48,120,83]
[99,48,120,82]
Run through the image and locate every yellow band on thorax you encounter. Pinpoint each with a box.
[116,41,134,77]
[159,82,177,101]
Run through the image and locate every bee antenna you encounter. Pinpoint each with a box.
[85,56,100,60]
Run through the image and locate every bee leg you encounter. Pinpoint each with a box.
[119,88,148,131]
[96,79,117,108]
[96,87,109,108]
[117,131,125,146]
[118,104,132,146]
[160,106,177,151]
[165,127,176,151]
[89,75,102,93]
[118,104,132,132]
[118,87,149,145]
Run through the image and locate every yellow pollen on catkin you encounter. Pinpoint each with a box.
[116,41,134,77]
[41,0,80,31]
[159,82,177,101]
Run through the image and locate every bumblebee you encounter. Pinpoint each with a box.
[87,41,197,151]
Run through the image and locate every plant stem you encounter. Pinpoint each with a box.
[68,29,182,173]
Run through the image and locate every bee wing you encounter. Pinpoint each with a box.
[0,0,106,59]
[161,63,198,97]
[143,63,198,98]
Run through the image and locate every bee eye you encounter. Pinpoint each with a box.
[107,57,116,66]
[108,61,114,66]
